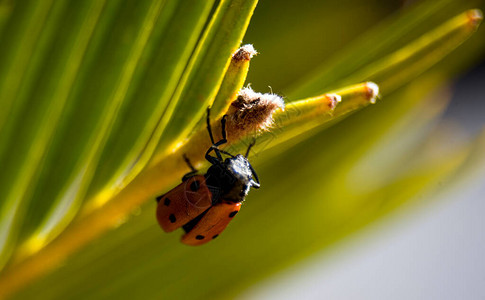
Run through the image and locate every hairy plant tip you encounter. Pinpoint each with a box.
[232,44,258,61]
[226,87,285,140]
[466,9,483,30]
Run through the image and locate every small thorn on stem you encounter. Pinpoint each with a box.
[325,94,342,109]
[364,82,380,104]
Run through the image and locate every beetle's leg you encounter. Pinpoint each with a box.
[248,162,260,189]
[182,154,198,182]
[218,148,234,158]
[219,114,227,143]
[205,145,222,164]
[205,144,235,165]
[155,194,165,203]
[183,154,197,172]
[205,107,226,164]
[206,107,216,145]
[206,108,229,162]
[207,109,228,147]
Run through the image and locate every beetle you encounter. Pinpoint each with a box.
[156,108,260,245]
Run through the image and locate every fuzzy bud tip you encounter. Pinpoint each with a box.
[226,87,285,137]
[233,44,258,61]
[365,82,380,104]
[466,9,483,30]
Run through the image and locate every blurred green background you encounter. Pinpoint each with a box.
[1,0,484,299]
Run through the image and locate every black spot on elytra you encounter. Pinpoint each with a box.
[156,195,163,202]
[195,235,205,240]
[182,209,209,233]
[169,214,176,223]
[229,211,238,218]
[212,234,219,239]
[164,198,170,206]
[190,180,200,192]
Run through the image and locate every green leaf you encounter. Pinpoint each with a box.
[0,0,108,268]
[152,0,259,158]
[84,0,215,211]
[287,0,484,98]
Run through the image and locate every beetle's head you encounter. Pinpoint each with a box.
[225,154,260,189]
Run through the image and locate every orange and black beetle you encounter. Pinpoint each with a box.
[156,109,260,245]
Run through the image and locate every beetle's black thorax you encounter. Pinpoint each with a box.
[204,155,253,204]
